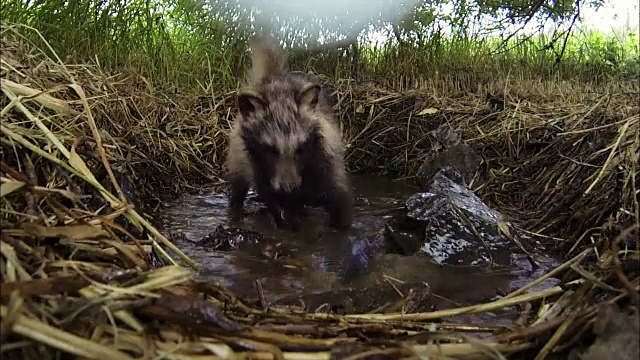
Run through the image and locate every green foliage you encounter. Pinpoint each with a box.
[1,0,636,92]
[1,0,248,90]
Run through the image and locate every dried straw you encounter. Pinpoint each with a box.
[1,23,638,360]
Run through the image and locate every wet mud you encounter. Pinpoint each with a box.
[159,175,561,328]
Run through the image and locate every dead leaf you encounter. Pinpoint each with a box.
[68,143,120,208]
[0,79,71,114]
[22,224,110,241]
[355,104,365,113]
[416,107,438,116]
[1,180,26,197]
[69,145,99,184]
[497,219,513,240]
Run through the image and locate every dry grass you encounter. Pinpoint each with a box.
[335,74,639,247]
[1,23,639,359]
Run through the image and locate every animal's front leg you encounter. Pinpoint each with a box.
[228,174,249,221]
[282,204,305,232]
[323,186,354,231]
[265,199,287,229]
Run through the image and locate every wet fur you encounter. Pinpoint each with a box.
[225,35,352,231]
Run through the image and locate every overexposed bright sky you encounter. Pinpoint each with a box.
[500,0,640,38]
[162,0,640,43]
[363,0,639,43]
[580,0,639,33]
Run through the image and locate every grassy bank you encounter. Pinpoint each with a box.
[1,5,639,360]
[2,0,639,90]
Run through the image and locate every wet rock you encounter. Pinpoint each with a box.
[417,124,482,186]
[579,303,639,360]
[385,168,514,266]
[272,282,434,315]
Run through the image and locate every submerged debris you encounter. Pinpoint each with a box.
[202,224,264,250]
[137,291,247,332]
[273,281,434,315]
[200,225,290,260]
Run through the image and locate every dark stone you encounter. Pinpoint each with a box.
[384,168,516,266]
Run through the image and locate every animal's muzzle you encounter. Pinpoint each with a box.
[271,160,302,192]
[274,188,303,205]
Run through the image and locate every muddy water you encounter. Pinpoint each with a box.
[159,175,560,326]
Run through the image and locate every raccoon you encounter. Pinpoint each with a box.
[225,34,353,231]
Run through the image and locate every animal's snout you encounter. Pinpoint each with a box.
[271,159,301,192]
[275,187,302,198]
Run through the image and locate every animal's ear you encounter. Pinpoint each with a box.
[237,91,266,118]
[297,84,321,109]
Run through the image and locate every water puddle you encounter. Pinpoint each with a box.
[158,175,561,328]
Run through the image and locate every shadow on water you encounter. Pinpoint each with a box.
[159,175,561,327]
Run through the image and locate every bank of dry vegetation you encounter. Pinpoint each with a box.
[1,20,639,360]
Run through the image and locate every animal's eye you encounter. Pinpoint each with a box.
[263,144,279,156]
[246,141,278,157]
[296,141,313,156]
[296,133,319,156]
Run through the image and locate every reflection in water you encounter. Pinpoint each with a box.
[159,175,560,324]
[160,176,408,301]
